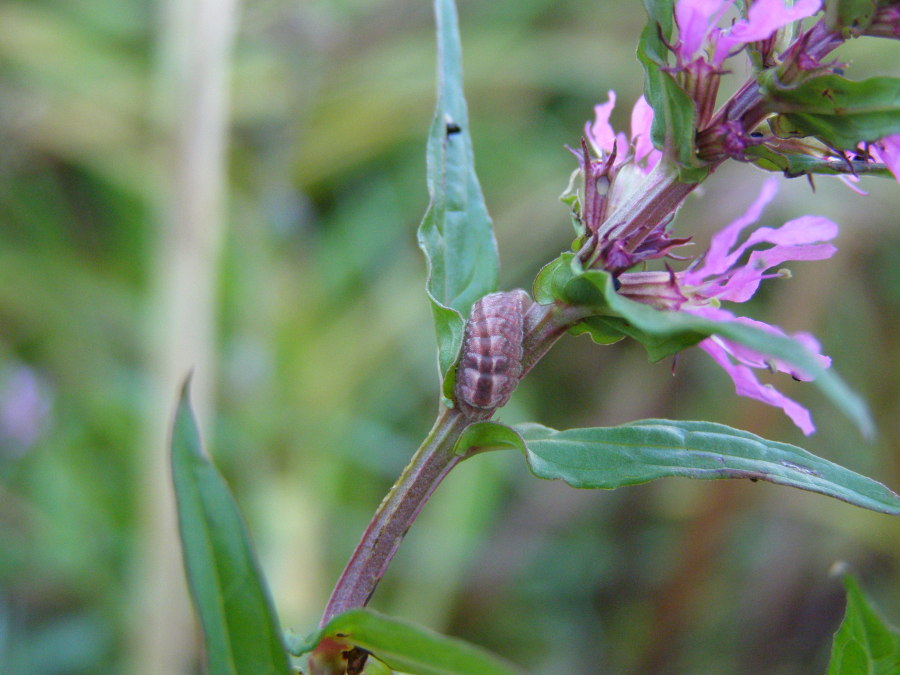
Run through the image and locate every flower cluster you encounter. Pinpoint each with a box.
[571,88,844,434]
[561,0,900,433]
[568,93,687,275]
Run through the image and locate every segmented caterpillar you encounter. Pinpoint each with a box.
[454,290,531,415]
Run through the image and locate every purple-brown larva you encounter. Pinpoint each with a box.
[454,290,531,415]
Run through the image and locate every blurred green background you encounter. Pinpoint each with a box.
[0,0,897,673]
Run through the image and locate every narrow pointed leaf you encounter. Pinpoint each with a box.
[515,420,900,515]
[828,575,900,674]
[299,608,524,675]
[419,0,499,388]
[171,383,291,675]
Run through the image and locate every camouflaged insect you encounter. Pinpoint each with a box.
[454,290,531,415]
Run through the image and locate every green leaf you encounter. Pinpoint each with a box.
[828,575,900,674]
[765,74,900,149]
[515,420,900,515]
[454,421,525,456]
[300,608,525,675]
[568,315,627,346]
[637,0,708,183]
[418,0,499,386]
[532,255,576,305]
[746,144,894,179]
[171,383,292,675]
[545,255,874,437]
[825,0,878,36]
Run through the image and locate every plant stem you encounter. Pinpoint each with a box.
[319,405,470,626]
[319,301,581,625]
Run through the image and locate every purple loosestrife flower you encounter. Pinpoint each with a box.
[569,93,685,274]
[672,0,822,127]
[585,90,661,175]
[615,177,838,434]
[870,134,900,183]
[675,0,821,67]
[835,134,900,192]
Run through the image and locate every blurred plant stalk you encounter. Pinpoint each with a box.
[127,0,238,673]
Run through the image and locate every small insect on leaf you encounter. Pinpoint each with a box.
[454,290,531,416]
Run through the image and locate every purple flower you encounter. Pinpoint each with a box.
[674,0,821,67]
[585,91,661,174]
[1,365,52,456]
[834,134,900,192]
[572,93,683,273]
[870,134,900,184]
[672,0,821,127]
[615,177,838,434]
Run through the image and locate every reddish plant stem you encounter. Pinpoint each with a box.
[319,301,581,627]
[319,405,469,626]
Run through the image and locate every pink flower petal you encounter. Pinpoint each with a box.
[874,134,900,184]
[700,338,816,434]
[684,177,780,282]
[717,243,837,302]
[587,90,618,155]
[839,175,869,195]
[714,0,821,63]
[744,215,838,247]
[676,0,732,60]
[631,96,660,172]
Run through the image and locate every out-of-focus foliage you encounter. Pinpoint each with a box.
[0,1,897,673]
[827,574,900,674]
[171,386,291,675]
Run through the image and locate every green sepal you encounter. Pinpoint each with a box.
[419,0,500,392]
[515,420,900,515]
[746,144,893,178]
[532,255,576,305]
[171,382,292,675]
[828,575,900,674]
[764,73,900,149]
[294,608,524,675]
